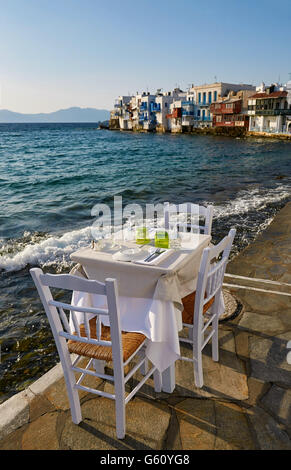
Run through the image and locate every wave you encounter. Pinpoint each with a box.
[0,184,290,273]
[0,227,93,272]
[211,185,291,220]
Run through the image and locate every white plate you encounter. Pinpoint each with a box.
[133,248,174,265]
[112,247,148,262]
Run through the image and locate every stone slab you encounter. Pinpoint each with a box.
[249,332,291,386]
[28,362,64,396]
[261,384,291,425]
[238,311,287,336]
[22,412,61,450]
[174,398,216,450]
[0,390,30,441]
[174,329,248,401]
[214,401,254,450]
[246,406,291,450]
[60,396,171,450]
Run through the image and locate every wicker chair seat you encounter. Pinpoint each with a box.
[182,291,215,325]
[68,318,146,362]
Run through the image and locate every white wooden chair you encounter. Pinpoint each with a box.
[30,268,161,439]
[179,228,236,387]
[164,201,214,235]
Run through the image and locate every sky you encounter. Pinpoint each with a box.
[1,0,291,113]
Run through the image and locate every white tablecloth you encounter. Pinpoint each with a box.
[69,234,225,372]
[71,288,182,372]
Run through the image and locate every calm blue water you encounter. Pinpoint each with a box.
[1,123,291,401]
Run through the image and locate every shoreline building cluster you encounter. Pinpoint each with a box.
[110,80,291,135]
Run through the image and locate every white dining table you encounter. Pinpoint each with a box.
[69,232,219,393]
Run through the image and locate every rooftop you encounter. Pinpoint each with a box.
[250,91,288,99]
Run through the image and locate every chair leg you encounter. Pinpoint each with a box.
[153,369,162,392]
[115,390,126,439]
[212,313,219,362]
[93,359,106,374]
[140,357,148,376]
[193,344,203,388]
[63,369,82,424]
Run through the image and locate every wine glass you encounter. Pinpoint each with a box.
[93,230,105,251]
[109,233,121,251]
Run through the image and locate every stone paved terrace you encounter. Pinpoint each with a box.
[1,203,291,450]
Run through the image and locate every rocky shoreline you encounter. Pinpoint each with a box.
[108,123,291,140]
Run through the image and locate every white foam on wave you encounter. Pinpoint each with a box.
[0,226,93,272]
[0,184,290,273]
[212,185,291,219]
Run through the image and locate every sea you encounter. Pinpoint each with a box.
[1,122,291,402]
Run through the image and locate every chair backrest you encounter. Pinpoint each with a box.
[194,228,236,328]
[30,268,123,369]
[164,202,214,235]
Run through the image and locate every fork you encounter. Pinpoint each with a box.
[143,248,163,262]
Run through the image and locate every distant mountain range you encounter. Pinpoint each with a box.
[0,107,110,123]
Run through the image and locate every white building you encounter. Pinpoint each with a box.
[114,96,132,131]
[128,92,157,131]
[138,93,157,131]
[181,90,197,130]
[248,83,290,134]
[154,92,174,132]
[152,88,185,132]
[191,82,255,128]
[167,98,186,133]
[285,80,291,133]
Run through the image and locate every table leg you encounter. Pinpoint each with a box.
[93,359,105,375]
[141,357,149,375]
[161,363,175,393]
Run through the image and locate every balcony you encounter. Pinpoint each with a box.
[195,115,212,121]
[172,108,182,118]
[198,101,210,107]
[140,103,147,111]
[254,108,291,116]
[182,111,194,116]
[211,103,242,115]
[139,114,148,122]
[151,103,161,112]
[182,101,194,107]
[182,116,194,125]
